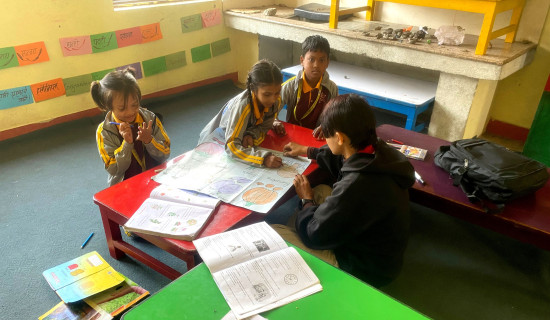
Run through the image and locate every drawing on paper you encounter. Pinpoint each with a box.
[242,182,282,206]
[277,163,300,178]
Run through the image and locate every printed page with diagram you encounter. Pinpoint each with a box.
[193,222,322,319]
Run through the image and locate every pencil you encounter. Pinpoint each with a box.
[81,232,94,249]
[109,121,135,127]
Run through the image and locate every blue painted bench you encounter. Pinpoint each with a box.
[281,61,437,132]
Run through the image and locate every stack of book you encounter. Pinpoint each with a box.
[40,251,149,320]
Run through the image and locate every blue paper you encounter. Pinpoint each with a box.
[0,86,34,109]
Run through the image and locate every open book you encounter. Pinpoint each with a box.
[193,222,322,319]
[124,184,220,241]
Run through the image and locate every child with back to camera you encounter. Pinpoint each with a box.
[198,59,285,168]
[273,35,338,139]
[92,67,171,186]
[277,94,415,287]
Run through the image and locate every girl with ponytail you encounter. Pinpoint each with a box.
[92,68,171,186]
[198,59,284,168]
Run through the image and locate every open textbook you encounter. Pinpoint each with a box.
[152,128,311,213]
[124,185,220,240]
[193,222,322,319]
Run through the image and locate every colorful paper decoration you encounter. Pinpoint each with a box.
[0,86,34,109]
[91,32,118,54]
[63,74,94,96]
[92,68,116,81]
[140,23,163,43]
[201,9,222,28]
[59,36,93,57]
[181,14,203,33]
[191,44,211,63]
[116,27,142,48]
[14,42,50,66]
[31,78,66,102]
[165,51,187,70]
[0,47,19,70]
[142,57,167,77]
[211,38,231,57]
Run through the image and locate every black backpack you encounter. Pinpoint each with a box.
[434,138,549,212]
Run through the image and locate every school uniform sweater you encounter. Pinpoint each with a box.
[96,108,171,186]
[281,69,338,129]
[295,140,415,287]
[198,90,282,167]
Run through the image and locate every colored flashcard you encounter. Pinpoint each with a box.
[0,47,19,70]
[0,86,34,110]
[63,74,93,96]
[14,41,49,66]
[191,44,211,63]
[117,62,143,79]
[59,36,92,57]
[142,57,167,77]
[165,51,186,70]
[90,32,118,53]
[116,27,142,48]
[201,9,222,27]
[140,23,163,43]
[211,38,231,57]
[181,14,203,33]
[92,68,115,81]
[31,78,66,102]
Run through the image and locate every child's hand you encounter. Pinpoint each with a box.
[264,155,283,168]
[242,135,254,148]
[312,126,325,140]
[283,142,308,157]
[293,174,314,200]
[137,120,153,144]
[119,123,134,144]
[272,120,287,136]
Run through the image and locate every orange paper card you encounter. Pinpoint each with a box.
[14,41,49,66]
[116,27,142,48]
[140,23,163,43]
[31,78,66,102]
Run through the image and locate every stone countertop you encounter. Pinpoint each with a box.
[225,5,536,79]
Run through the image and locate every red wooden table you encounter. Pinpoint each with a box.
[93,122,325,280]
[377,124,550,251]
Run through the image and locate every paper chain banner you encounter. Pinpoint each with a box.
[59,23,163,57]
[0,38,230,110]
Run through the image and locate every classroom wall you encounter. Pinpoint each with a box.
[0,0,238,138]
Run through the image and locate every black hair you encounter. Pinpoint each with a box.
[320,94,378,150]
[246,59,283,104]
[90,67,141,112]
[301,35,330,58]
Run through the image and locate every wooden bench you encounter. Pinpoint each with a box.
[377,124,550,251]
[328,0,526,55]
[282,61,437,132]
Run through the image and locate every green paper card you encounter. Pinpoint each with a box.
[181,14,203,33]
[191,44,211,63]
[142,57,167,77]
[165,51,187,70]
[0,47,19,70]
[211,38,231,57]
[63,74,94,96]
[92,68,115,81]
[90,32,118,53]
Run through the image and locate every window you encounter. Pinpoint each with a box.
[113,0,210,11]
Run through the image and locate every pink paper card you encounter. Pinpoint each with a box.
[116,27,142,48]
[201,9,222,28]
[59,36,92,57]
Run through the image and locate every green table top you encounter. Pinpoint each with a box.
[122,246,429,319]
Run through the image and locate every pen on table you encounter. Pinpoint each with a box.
[414,171,425,185]
[109,121,134,127]
[391,139,404,145]
[81,232,94,249]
